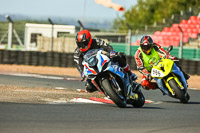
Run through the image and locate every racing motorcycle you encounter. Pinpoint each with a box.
[138,46,190,103]
[82,49,145,108]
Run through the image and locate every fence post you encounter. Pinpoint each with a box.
[6,15,13,50]
[48,18,54,52]
[126,23,132,56]
[78,20,84,31]
[178,26,183,59]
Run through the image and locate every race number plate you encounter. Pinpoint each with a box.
[151,68,165,77]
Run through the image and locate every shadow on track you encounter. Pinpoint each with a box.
[105,104,164,109]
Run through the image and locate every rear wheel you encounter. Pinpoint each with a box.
[101,78,127,108]
[168,79,189,103]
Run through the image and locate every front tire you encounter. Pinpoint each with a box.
[168,79,189,103]
[131,85,145,107]
[101,78,127,108]
[131,91,145,108]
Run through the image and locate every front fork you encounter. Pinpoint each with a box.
[163,73,185,96]
[91,73,122,97]
[91,77,103,93]
[108,73,122,92]
[123,73,140,99]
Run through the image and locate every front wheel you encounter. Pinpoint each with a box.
[101,78,127,108]
[168,79,189,103]
[131,86,145,107]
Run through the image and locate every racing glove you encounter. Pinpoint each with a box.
[110,52,126,58]
[109,51,119,58]
[167,54,179,61]
[146,73,153,81]
[171,56,179,61]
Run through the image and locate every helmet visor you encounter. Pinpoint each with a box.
[77,40,89,49]
[141,44,152,51]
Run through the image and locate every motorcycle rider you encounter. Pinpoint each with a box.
[74,29,137,93]
[134,35,190,90]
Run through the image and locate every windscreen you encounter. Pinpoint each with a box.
[84,49,99,67]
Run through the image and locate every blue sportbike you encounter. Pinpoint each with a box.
[82,49,145,108]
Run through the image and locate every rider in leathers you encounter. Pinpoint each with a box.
[135,35,190,90]
[74,29,137,92]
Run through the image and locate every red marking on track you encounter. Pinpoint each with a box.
[145,101,150,104]
[90,97,114,104]
[71,97,154,105]
[90,97,151,104]
[76,89,87,92]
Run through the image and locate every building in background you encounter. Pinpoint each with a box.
[24,23,76,51]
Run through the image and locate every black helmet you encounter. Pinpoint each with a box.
[140,35,153,54]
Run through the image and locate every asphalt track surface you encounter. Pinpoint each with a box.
[0,74,200,133]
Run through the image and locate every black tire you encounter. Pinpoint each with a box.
[101,78,127,108]
[131,91,145,108]
[168,79,189,103]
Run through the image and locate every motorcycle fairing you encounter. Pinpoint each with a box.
[97,51,110,72]
[83,63,97,76]
[105,63,125,78]
[154,63,187,96]
[83,49,125,78]
[153,58,174,78]
[96,50,125,78]
[152,59,180,96]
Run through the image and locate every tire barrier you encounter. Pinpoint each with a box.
[0,50,199,75]
[0,50,76,67]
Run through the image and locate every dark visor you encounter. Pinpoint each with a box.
[141,44,152,51]
[77,40,89,49]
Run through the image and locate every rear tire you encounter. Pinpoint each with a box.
[168,79,189,103]
[101,78,127,108]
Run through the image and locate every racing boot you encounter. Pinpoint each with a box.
[123,64,138,81]
[130,93,139,100]
[182,71,190,80]
[175,63,190,80]
[180,70,190,87]
[126,84,139,100]
[185,92,190,101]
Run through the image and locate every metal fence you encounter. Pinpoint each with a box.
[0,21,24,50]
[110,43,200,60]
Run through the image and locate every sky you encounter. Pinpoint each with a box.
[0,0,137,22]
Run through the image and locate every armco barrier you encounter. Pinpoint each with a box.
[0,50,200,75]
